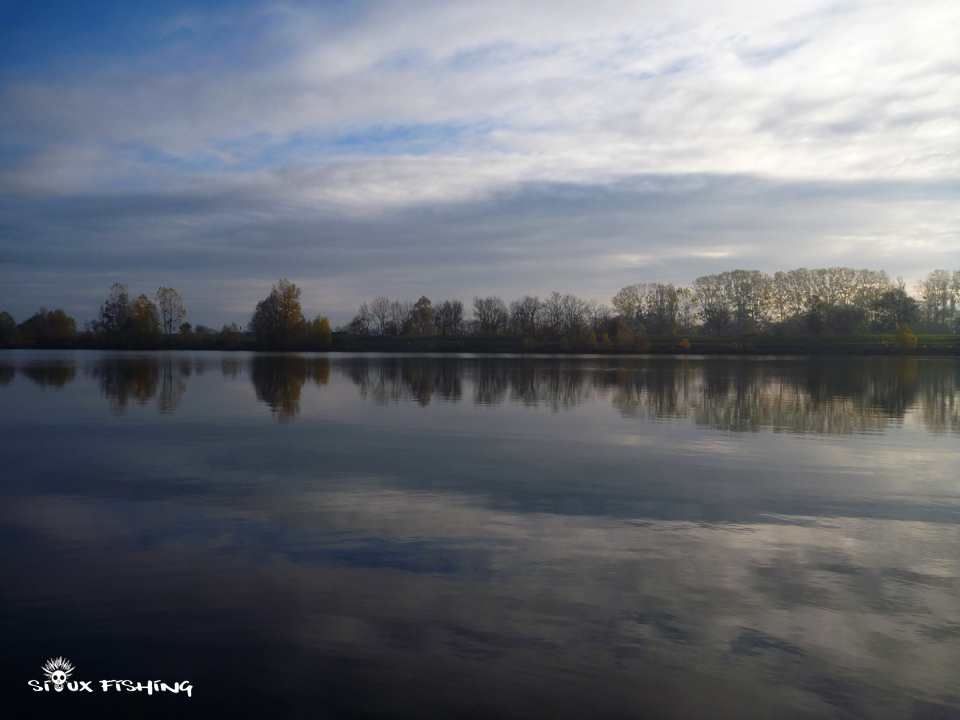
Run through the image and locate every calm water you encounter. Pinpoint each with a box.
[1,351,958,719]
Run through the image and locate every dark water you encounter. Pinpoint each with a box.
[1,351,958,719]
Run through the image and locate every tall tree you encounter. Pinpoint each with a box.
[97,283,132,336]
[587,300,610,333]
[611,285,644,331]
[472,296,508,335]
[369,296,391,334]
[852,269,891,322]
[782,268,811,319]
[645,284,680,334]
[409,296,435,336]
[509,296,541,334]
[308,315,332,346]
[388,300,412,334]
[722,270,771,330]
[872,278,919,331]
[541,292,564,333]
[132,294,161,342]
[675,288,697,334]
[692,275,730,335]
[350,303,373,334]
[156,287,186,336]
[273,279,304,335]
[249,278,305,347]
[435,300,464,335]
[560,293,589,335]
[917,269,956,329]
[346,302,373,334]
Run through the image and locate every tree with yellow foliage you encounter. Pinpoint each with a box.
[132,294,161,341]
[249,278,305,348]
[309,315,332,347]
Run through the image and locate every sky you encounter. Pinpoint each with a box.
[1,0,958,328]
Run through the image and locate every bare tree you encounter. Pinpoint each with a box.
[509,296,541,334]
[561,294,589,335]
[542,292,565,334]
[156,287,186,336]
[345,302,372,335]
[644,284,680,334]
[369,296,391,334]
[472,296,508,335]
[692,274,730,335]
[388,300,412,334]
[435,300,464,335]
[587,300,610,332]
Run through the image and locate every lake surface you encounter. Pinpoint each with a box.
[1,351,958,719]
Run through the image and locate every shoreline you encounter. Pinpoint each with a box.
[2,333,958,357]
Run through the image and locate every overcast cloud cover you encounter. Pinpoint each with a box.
[1,0,958,326]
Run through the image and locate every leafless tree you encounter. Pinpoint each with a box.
[473,296,508,335]
[435,300,464,335]
[156,287,186,336]
[388,300,412,334]
[509,295,541,334]
[369,296,391,334]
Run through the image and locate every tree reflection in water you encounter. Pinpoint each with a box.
[221,356,243,379]
[341,356,960,435]
[250,355,330,421]
[18,361,77,388]
[7,353,957,433]
[87,356,188,415]
[342,356,461,407]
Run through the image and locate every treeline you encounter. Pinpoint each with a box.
[1,284,194,349]
[2,267,959,351]
[0,279,331,350]
[343,267,960,340]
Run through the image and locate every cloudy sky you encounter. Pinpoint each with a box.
[1,0,958,327]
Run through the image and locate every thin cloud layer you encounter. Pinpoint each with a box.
[0,0,958,325]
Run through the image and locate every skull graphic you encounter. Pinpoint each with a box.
[41,657,74,692]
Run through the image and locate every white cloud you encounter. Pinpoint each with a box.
[2,0,958,203]
[1,0,959,323]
